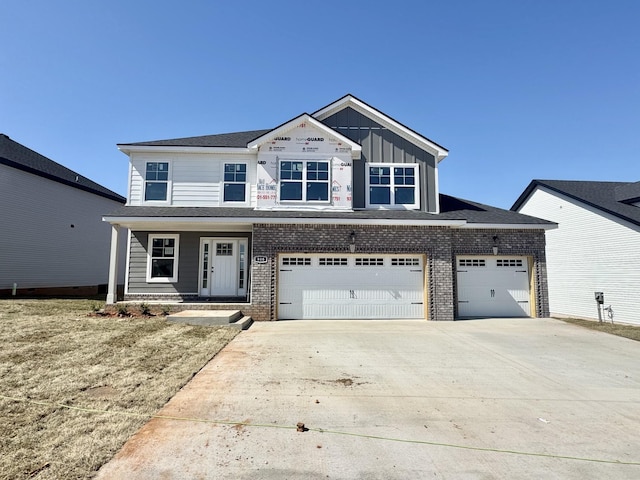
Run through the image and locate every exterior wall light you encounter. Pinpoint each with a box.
[492,235,499,256]
[350,231,356,253]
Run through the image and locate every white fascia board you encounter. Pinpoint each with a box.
[459,223,558,230]
[247,114,362,160]
[313,95,448,162]
[118,145,252,156]
[103,215,466,229]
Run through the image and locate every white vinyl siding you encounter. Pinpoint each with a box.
[128,153,257,207]
[0,164,126,289]
[518,187,640,326]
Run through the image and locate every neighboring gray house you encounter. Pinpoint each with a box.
[104,94,554,321]
[513,180,640,326]
[0,134,126,296]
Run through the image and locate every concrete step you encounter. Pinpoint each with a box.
[167,310,251,329]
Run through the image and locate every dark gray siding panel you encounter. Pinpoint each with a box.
[127,231,252,295]
[322,107,438,212]
[128,231,200,294]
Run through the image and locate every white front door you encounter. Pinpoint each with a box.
[199,238,248,297]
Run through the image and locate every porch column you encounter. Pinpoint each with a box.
[106,224,120,304]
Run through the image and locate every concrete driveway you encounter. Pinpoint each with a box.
[96,318,640,479]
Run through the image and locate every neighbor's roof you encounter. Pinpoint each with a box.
[104,194,554,228]
[512,180,640,227]
[0,134,125,203]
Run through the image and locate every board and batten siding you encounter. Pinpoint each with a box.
[518,187,640,325]
[0,164,126,289]
[128,153,257,206]
[321,107,438,212]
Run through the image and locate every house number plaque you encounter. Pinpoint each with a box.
[254,256,268,264]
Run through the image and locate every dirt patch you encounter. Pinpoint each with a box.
[83,386,120,399]
[333,378,354,386]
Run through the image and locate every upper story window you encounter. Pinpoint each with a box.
[223,163,247,203]
[280,160,329,202]
[144,162,169,202]
[366,163,420,209]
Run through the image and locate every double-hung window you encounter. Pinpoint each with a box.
[223,163,247,203]
[366,163,420,209]
[147,234,179,282]
[279,160,329,202]
[144,162,169,202]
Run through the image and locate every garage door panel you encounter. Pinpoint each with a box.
[278,255,424,319]
[457,256,530,318]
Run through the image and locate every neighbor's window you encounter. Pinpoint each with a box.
[144,162,169,202]
[223,163,247,202]
[280,160,329,202]
[147,234,179,282]
[366,163,419,209]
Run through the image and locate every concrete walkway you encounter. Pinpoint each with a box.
[96,318,640,479]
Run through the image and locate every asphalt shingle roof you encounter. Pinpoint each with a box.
[0,134,126,203]
[105,194,553,226]
[512,180,640,227]
[120,130,272,148]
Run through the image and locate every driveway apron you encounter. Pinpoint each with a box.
[96,319,640,479]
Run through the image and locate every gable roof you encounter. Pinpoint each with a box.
[512,180,640,228]
[117,94,448,161]
[312,94,449,162]
[0,134,125,203]
[246,113,362,159]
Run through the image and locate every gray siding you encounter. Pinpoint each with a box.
[127,231,251,295]
[0,164,126,290]
[321,107,438,212]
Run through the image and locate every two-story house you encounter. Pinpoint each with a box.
[103,95,554,321]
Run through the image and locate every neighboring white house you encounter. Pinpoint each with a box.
[513,180,640,326]
[0,134,126,296]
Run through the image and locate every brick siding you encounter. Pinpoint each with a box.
[251,224,550,321]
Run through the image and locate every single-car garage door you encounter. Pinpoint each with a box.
[456,256,531,317]
[278,254,425,319]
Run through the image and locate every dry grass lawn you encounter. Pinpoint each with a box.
[560,317,640,342]
[0,299,239,480]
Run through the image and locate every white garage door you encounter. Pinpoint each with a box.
[456,256,531,317]
[278,254,425,319]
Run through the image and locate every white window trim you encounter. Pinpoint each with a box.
[220,161,250,206]
[146,234,180,283]
[365,162,420,210]
[277,158,331,204]
[143,160,172,205]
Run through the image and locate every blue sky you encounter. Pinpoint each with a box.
[2,0,638,209]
